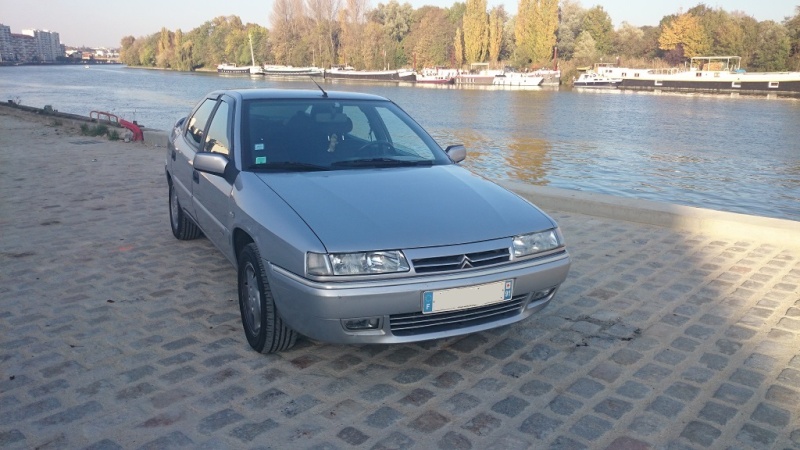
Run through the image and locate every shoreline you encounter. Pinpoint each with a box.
[1,102,797,247]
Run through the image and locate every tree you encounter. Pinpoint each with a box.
[338,0,370,66]
[613,22,647,59]
[658,13,710,58]
[462,0,488,63]
[453,26,464,67]
[751,20,790,71]
[573,30,598,63]
[556,0,586,61]
[785,6,800,70]
[582,6,613,55]
[270,0,311,66]
[487,6,506,63]
[404,7,457,68]
[515,0,559,65]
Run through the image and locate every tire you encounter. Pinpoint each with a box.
[237,243,297,353]
[169,182,201,240]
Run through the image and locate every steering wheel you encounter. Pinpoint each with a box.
[358,140,396,155]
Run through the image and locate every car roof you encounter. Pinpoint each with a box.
[216,88,388,102]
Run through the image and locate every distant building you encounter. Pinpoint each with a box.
[0,24,13,62]
[0,24,63,62]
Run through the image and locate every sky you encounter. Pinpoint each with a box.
[1,0,797,48]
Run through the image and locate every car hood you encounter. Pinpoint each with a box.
[257,165,555,252]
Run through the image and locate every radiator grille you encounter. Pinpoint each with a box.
[412,248,510,274]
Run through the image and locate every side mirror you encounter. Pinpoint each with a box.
[193,152,229,176]
[445,144,466,164]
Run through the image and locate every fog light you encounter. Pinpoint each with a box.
[343,317,381,331]
[530,288,555,302]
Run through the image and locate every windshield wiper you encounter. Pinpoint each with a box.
[248,161,330,172]
[331,158,434,168]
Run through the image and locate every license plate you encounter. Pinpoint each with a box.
[422,280,513,314]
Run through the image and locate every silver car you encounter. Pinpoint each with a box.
[166,88,570,353]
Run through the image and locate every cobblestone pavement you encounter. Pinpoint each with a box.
[1,114,799,449]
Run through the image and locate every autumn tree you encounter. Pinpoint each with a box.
[270,0,312,66]
[453,27,464,67]
[404,7,457,68]
[515,0,559,65]
[487,6,506,63]
[306,0,341,68]
[658,13,710,58]
[338,0,370,67]
[462,0,488,63]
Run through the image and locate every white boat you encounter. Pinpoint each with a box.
[492,72,544,87]
[324,66,417,82]
[573,71,622,88]
[263,65,323,77]
[415,68,456,84]
[616,56,800,94]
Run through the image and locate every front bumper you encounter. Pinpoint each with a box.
[267,250,570,344]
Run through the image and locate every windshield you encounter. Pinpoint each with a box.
[242,98,451,171]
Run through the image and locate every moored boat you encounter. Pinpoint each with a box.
[415,68,457,84]
[263,65,323,77]
[492,72,544,87]
[217,63,263,75]
[573,71,622,88]
[455,63,500,85]
[324,66,416,82]
[617,56,800,94]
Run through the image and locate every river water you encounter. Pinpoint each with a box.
[2,64,799,221]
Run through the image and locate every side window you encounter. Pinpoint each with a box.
[204,101,231,157]
[342,106,372,141]
[376,107,435,158]
[185,99,217,147]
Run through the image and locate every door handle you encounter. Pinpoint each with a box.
[193,171,199,183]
[171,150,177,161]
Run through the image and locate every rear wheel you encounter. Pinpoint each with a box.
[238,243,297,353]
[169,182,201,240]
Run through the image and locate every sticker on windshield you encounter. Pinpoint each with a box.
[255,143,265,151]
[255,156,267,164]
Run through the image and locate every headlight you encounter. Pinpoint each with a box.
[307,251,410,276]
[512,229,563,258]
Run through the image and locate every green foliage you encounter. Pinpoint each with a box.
[582,6,613,55]
[573,31,598,64]
[751,21,791,71]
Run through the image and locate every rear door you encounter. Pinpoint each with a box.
[170,96,219,221]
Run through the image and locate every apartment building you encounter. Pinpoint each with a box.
[0,24,63,62]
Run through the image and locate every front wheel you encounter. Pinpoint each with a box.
[169,182,201,240]
[237,243,297,353]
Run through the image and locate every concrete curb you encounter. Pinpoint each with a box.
[502,181,800,249]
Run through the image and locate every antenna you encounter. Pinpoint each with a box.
[309,75,328,98]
